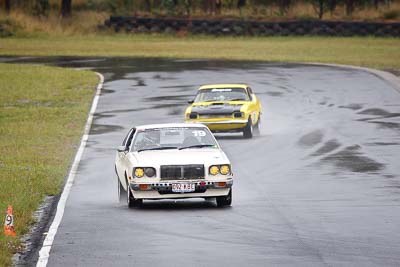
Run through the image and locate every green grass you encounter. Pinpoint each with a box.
[0,35,400,70]
[0,63,97,266]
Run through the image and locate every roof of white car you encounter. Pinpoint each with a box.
[135,123,207,130]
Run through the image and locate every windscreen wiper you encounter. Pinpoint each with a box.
[137,146,178,152]
[179,144,216,150]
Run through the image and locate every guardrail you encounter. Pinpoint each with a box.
[101,16,400,37]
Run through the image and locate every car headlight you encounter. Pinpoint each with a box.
[220,165,230,175]
[134,167,144,178]
[233,112,244,118]
[209,165,231,175]
[144,167,156,177]
[134,167,156,178]
[189,112,198,119]
[209,165,219,175]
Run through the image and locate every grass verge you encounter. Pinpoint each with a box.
[0,63,97,266]
[0,35,400,70]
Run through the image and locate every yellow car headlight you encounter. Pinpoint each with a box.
[233,112,244,118]
[188,112,198,119]
[209,165,219,175]
[220,165,230,175]
[134,167,144,178]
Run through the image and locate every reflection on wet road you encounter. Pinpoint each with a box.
[4,57,400,266]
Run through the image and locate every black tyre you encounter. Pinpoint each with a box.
[117,177,125,203]
[127,180,143,208]
[243,118,253,138]
[116,166,126,203]
[216,189,232,207]
[254,115,261,136]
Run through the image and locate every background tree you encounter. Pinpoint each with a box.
[278,0,291,15]
[144,0,152,12]
[215,0,221,14]
[5,0,11,13]
[34,0,50,16]
[204,0,217,14]
[237,0,246,15]
[345,0,354,15]
[312,0,327,19]
[60,0,72,17]
[373,0,381,9]
[328,0,337,14]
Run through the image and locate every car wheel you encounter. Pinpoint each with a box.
[243,118,253,139]
[126,180,143,208]
[216,189,232,207]
[117,177,125,203]
[254,115,261,136]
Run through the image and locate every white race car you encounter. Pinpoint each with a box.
[115,123,233,208]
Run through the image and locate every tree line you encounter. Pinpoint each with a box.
[2,0,72,17]
[1,0,395,19]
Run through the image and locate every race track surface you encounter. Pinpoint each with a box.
[6,58,400,266]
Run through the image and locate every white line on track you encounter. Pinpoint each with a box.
[36,72,104,267]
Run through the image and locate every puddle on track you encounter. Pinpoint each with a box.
[338,103,364,110]
[297,130,324,147]
[89,124,124,135]
[322,145,385,173]
[311,139,341,156]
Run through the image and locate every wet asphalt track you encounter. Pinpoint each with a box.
[4,57,400,266]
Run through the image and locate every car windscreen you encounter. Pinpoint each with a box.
[131,127,218,152]
[194,88,250,102]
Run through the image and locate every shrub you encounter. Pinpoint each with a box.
[383,9,400,20]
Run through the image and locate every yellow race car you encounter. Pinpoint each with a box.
[185,84,262,138]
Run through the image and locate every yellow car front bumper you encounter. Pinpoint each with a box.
[186,118,248,132]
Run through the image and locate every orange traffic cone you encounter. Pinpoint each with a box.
[4,205,16,237]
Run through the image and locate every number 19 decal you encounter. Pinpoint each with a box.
[192,130,206,137]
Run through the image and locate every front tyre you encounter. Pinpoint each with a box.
[243,118,253,139]
[117,177,125,203]
[254,115,261,136]
[216,189,232,207]
[127,182,143,208]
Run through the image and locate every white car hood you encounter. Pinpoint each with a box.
[128,149,229,166]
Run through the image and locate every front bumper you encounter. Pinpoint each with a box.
[195,119,248,124]
[187,119,248,132]
[129,179,233,200]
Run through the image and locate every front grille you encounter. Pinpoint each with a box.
[199,114,232,119]
[160,165,205,180]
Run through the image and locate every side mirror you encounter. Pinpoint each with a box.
[188,100,194,104]
[117,145,127,152]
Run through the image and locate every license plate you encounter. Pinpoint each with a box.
[172,183,195,193]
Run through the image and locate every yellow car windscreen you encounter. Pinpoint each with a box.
[195,88,250,102]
